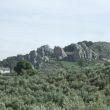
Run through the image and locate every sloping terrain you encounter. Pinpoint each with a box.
[0,60,110,110]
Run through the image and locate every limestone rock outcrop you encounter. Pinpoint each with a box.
[36,45,54,68]
[28,50,37,67]
[64,42,98,61]
[54,46,67,60]
[2,41,109,69]
[78,42,98,61]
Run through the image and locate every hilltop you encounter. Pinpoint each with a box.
[1,41,110,69]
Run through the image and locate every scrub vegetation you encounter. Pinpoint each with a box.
[0,60,110,110]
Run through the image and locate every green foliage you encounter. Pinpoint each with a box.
[0,60,110,110]
[104,61,110,66]
[64,44,76,52]
[14,60,35,75]
[78,58,86,68]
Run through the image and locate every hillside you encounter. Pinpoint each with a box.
[0,60,110,110]
[0,41,110,110]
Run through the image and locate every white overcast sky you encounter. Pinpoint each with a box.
[0,0,110,60]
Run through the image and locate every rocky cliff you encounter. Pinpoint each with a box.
[64,42,98,61]
[1,41,110,69]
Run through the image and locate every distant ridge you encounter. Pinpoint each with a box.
[1,41,110,69]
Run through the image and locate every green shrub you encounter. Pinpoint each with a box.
[14,60,36,75]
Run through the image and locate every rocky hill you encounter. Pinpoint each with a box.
[0,41,110,69]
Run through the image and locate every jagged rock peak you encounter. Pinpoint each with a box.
[64,42,98,61]
[78,42,98,61]
[37,45,54,57]
[54,46,67,60]
[34,45,54,68]
[1,41,110,69]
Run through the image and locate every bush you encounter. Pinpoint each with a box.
[14,60,35,75]
[0,60,109,110]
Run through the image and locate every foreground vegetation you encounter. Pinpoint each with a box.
[0,60,110,110]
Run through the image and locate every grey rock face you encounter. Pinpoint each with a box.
[54,46,67,60]
[65,42,98,61]
[73,44,85,61]
[36,45,54,68]
[78,42,98,61]
[28,50,37,66]
[37,45,53,57]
